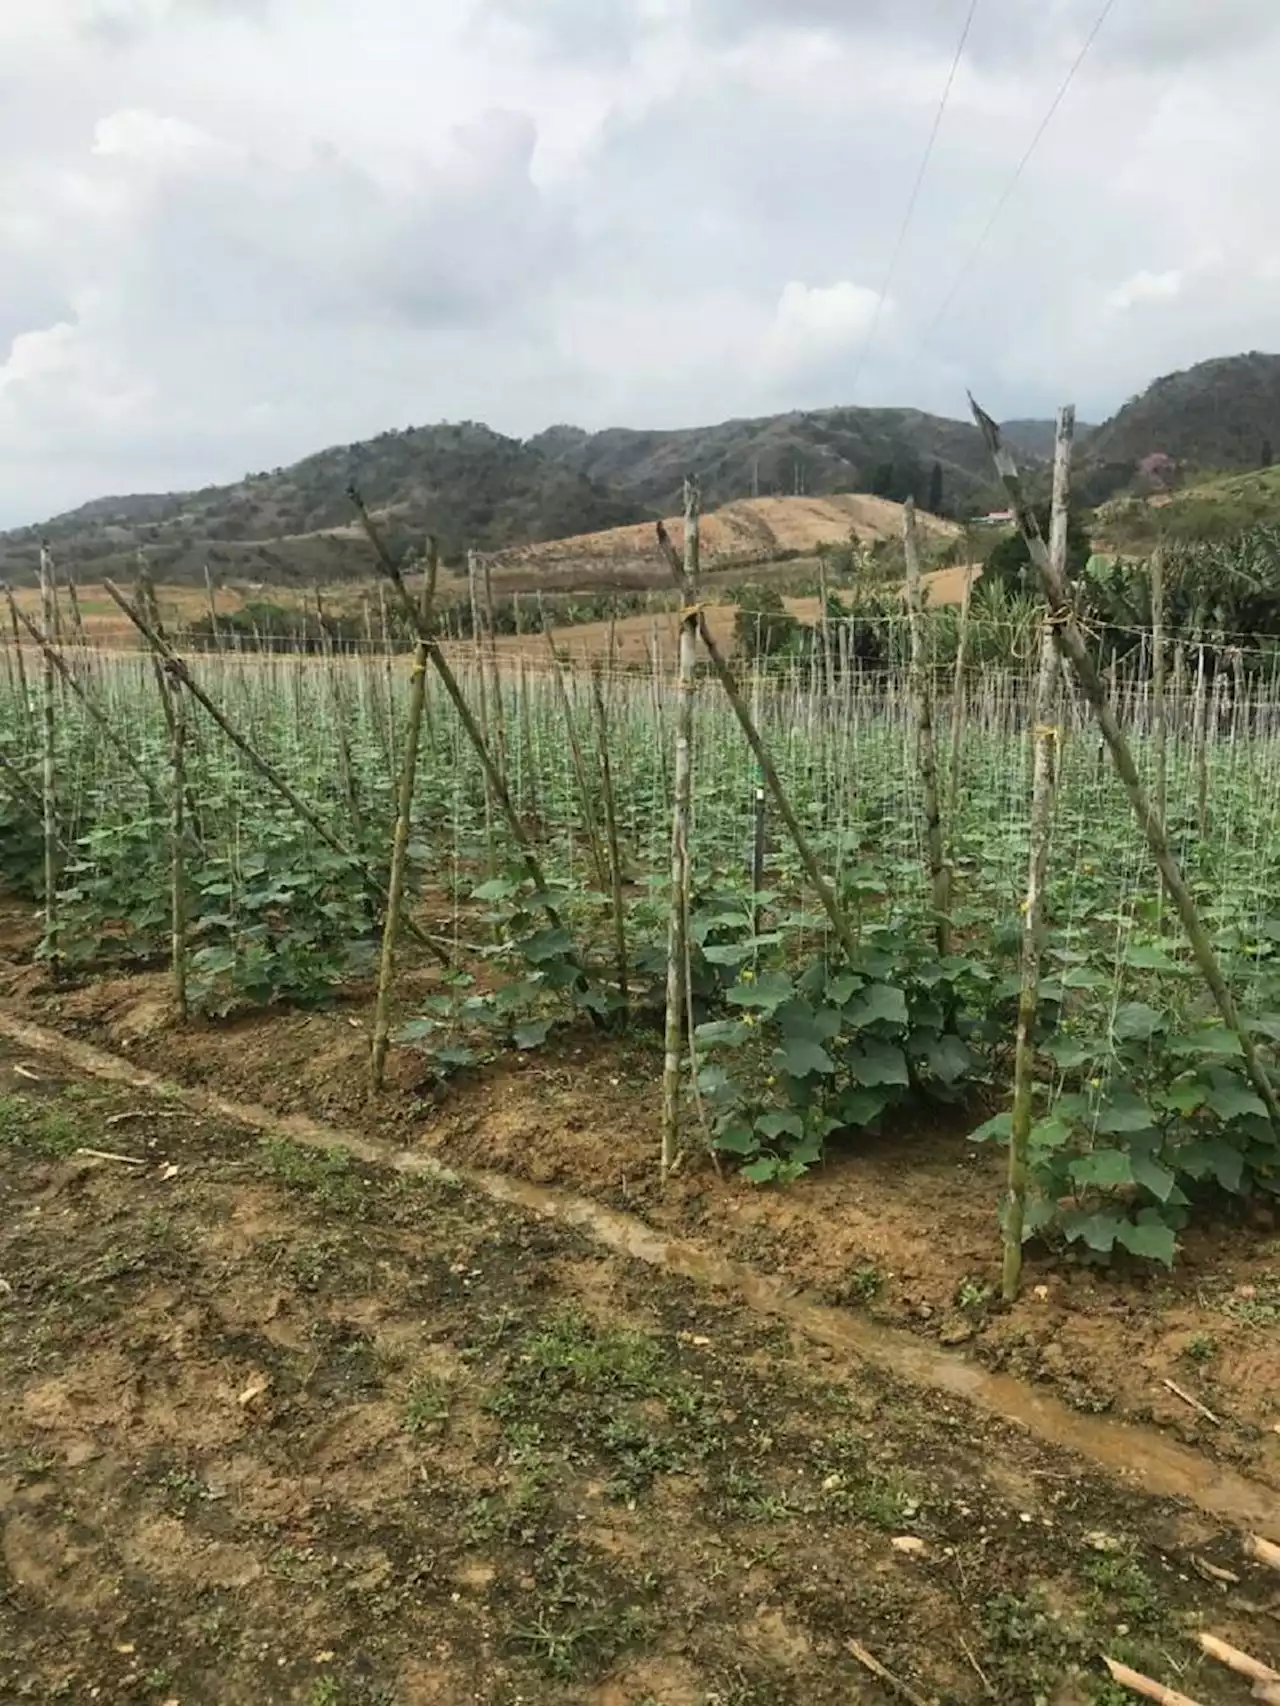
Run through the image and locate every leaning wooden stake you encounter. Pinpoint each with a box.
[1003,407,1073,1302]
[37,549,61,982]
[655,527,860,964]
[1102,1657,1204,1706]
[345,489,590,981]
[971,398,1280,1133]
[5,590,166,815]
[371,544,438,1093]
[903,500,950,955]
[1197,1633,1277,1686]
[662,479,700,1176]
[101,577,450,968]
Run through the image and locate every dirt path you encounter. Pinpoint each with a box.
[0,1009,1275,1541]
[2,1040,1276,1705]
[12,963,1278,1501]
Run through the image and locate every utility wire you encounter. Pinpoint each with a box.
[849,0,981,399]
[915,0,1122,357]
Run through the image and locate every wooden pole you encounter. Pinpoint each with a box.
[946,560,974,843]
[1150,547,1167,826]
[1003,407,1072,1301]
[903,500,950,954]
[345,489,590,977]
[662,481,700,1175]
[1192,641,1209,837]
[971,397,1280,1133]
[37,549,61,982]
[590,662,630,1018]
[136,564,189,1021]
[5,590,165,816]
[100,577,451,968]
[370,543,438,1092]
[655,523,860,965]
[541,607,609,891]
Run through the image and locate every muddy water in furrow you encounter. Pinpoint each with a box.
[2,1010,1276,1538]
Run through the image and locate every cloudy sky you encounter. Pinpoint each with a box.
[2,0,1279,525]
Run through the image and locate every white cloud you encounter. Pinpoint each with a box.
[1,0,1280,523]
[772,281,883,357]
[1107,269,1184,312]
[91,106,237,166]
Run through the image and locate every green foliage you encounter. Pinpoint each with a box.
[733,584,800,661]
[694,922,989,1182]
[984,503,1092,592]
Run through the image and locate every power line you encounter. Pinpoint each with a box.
[915,0,1122,357]
[849,0,981,399]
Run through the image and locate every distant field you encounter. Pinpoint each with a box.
[490,492,958,588]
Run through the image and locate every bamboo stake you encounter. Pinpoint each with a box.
[655,525,860,964]
[971,398,1280,1134]
[1196,1634,1277,1685]
[1003,408,1073,1302]
[662,480,700,1176]
[136,564,188,1021]
[1102,1657,1204,1706]
[345,490,587,975]
[371,543,438,1093]
[902,500,950,954]
[947,560,975,843]
[1151,547,1167,826]
[1192,642,1209,838]
[315,587,364,841]
[37,549,61,982]
[589,662,630,1018]
[541,606,609,891]
[4,590,166,817]
[100,577,450,968]
[202,562,223,649]
[7,592,30,712]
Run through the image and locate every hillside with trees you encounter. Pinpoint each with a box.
[1080,352,1280,499]
[530,405,1014,518]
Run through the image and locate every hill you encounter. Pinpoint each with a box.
[1081,352,1280,500]
[0,422,650,589]
[0,403,1015,592]
[531,406,1013,518]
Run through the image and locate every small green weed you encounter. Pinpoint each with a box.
[522,1312,664,1396]
[1082,1549,1163,1627]
[0,1094,81,1159]
[1181,1333,1217,1364]
[847,1265,885,1304]
[1219,1274,1280,1327]
[158,1468,215,1515]
[956,1276,993,1314]
[403,1374,451,1435]
[264,1139,367,1214]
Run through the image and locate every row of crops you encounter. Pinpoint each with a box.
[4,542,1280,1289]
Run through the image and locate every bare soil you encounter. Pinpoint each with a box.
[2,1037,1276,1705]
[5,939,1280,1506]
